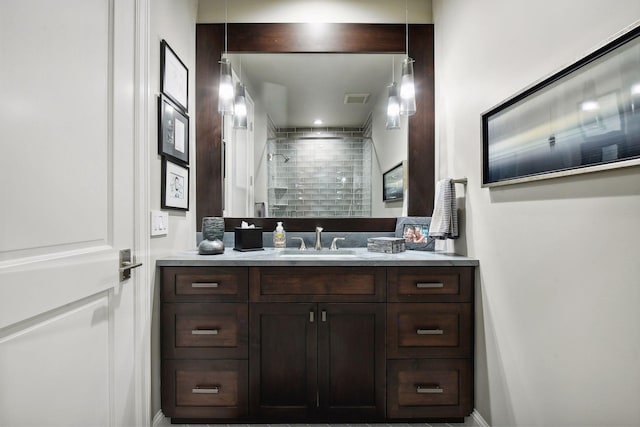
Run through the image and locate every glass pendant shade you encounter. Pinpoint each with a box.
[386,82,400,130]
[400,57,416,116]
[218,57,234,113]
[233,83,247,129]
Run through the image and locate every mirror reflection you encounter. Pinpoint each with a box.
[223,53,408,218]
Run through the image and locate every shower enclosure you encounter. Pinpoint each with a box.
[266,128,372,217]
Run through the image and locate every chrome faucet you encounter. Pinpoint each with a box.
[314,226,323,250]
[330,237,345,251]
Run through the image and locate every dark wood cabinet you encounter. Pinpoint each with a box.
[160,264,474,423]
[249,302,385,421]
[249,303,317,419]
[161,267,249,422]
[386,266,474,419]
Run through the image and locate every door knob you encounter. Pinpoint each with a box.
[119,249,142,281]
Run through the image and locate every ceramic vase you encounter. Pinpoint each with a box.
[199,216,225,255]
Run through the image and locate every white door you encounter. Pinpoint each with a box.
[0,1,146,426]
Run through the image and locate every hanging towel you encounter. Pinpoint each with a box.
[428,178,458,239]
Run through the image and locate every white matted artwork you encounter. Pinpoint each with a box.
[160,39,188,112]
[162,159,189,210]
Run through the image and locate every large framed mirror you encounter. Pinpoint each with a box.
[196,23,434,231]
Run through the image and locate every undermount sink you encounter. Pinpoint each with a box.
[278,249,357,258]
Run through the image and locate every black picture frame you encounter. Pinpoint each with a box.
[158,94,189,165]
[482,23,640,187]
[383,162,404,202]
[161,158,189,211]
[395,216,435,251]
[160,39,188,113]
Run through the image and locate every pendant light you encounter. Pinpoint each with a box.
[386,56,400,130]
[217,0,234,114]
[400,0,416,116]
[233,59,248,129]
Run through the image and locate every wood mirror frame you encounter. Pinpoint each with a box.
[196,23,434,231]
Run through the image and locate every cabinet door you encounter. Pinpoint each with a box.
[318,303,386,420]
[249,303,318,420]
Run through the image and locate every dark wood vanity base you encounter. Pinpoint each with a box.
[160,262,475,423]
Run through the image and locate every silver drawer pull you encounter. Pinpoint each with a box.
[417,328,443,335]
[417,385,443,394]
[416,282,444,289]
[192,329,219,335]
[192,282,219,288]
[192,386,220,394]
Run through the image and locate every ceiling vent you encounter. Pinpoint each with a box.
[343,93,370,104]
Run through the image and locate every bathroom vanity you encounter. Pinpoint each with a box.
[158,248,478,423]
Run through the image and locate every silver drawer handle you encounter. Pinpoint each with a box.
[416,282,444,289]
[192,329,219,335]
[192,282,219,288]
[192,386,220,394]
[417,328,443,335]
[417,385,443,394]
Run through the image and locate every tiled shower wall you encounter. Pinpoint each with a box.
[267,127,372,217]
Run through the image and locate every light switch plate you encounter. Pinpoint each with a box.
[151,210,168,236]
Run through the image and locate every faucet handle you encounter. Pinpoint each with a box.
[291,237,307,250]
[316,226,323,232]
[330,237,346,251]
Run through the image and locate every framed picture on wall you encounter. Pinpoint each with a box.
[160,39,188,112]
[481,23,640,187]
[161,159,189,211]
[158,94,189,164]
[383,162,404,202]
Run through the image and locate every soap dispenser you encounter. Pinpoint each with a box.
[273,221,286,248]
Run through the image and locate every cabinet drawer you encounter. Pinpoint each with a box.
[250,267,385,302]
[161,267,248,302]
[387,267,473,302]
[387,359,472,418]
[387,303,472,358]
[162,359,248,420]
[162,303,248,359]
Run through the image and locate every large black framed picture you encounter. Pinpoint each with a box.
[383,162,404,202]
[158,94,189,164]
[160,39,188,113]
[482,23,640,187]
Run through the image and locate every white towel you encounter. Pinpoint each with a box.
[428,178,458,239]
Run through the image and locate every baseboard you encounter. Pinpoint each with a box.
[152,410,166,427]
[471,409,491,427]
[152,408,486,427]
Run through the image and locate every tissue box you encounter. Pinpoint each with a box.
[234,227,264,251]
[367,237,406,253]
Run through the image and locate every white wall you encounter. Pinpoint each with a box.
[433,1,640,426]
[149,0,199,418]
[371,73,408,217]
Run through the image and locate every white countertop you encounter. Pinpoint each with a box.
[157,247,478,267]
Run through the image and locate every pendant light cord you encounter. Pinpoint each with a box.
[224,0,228,55]
[405,0,409,58]
[404,0,409,58]
[392,55,395,81]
